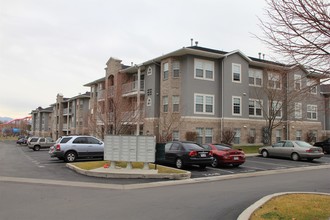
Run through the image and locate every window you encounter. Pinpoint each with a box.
[249,99,262,117]
[232,96,241,115]
[196,128,203,144]
[307,105,317,120]
[276,129,282,142]
[249,69,262,86]
[163,63,168,80]
[296,130,302,140]
[307,79,317,94]
[295,103,302,119]
[163,96,168,112]
[194,94,214,114]
[205,128,213,143]
[268,72,281,89]
[194,59,214,80]
[234,128,241,144]
[172,61,180,78]
[232,63,241,82]
[294,74,301,90]
[172,130,179,141]
[270,101,282,118]
[147,66,152,76]
[172,95,179,112]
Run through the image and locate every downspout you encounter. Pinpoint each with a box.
[136,66,141,135]
[221,56,227,141]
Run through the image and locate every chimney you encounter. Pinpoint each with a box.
[258,52,261,59]
[263,54,265,60]
[131,62,133,66]
[195,41,198,46]
[191,38,193,46]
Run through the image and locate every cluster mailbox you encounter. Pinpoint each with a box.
[104,135,155,163]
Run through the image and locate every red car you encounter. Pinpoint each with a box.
[202,143,245,167]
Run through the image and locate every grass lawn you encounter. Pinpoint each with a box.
[250,193,330,220]
[72,161,186,174]
[233,145,262,154]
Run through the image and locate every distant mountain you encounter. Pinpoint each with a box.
[0,117,13,123]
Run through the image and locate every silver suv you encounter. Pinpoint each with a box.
[28,137,55,151]
[49,135,104,162]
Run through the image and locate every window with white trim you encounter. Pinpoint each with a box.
[194,94,214,114]
[249,99,262,117]
[147,66,152,76]
[307,104,317,120]
[232,96,241,115]
[172,130,179,141]
[276,129,282,142]
[205,128,213,143]
[294,102,302,119]
[268,72,281,89]
[232,63,241,83]
[294,74,301,90]
[196,127,203,144]
[172,61,180,78]
[194,59,214,80]
[163,63,168,80]
[270,101,282,118]
[296,130,302,140]
[307,79,317,94]
[234,128,241,144]
[249,68,262,86]
[172,95,179,112]
[163,96,168,112]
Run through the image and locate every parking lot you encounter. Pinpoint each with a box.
[11,141,330,180]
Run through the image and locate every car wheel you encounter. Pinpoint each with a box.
[34,145,40,151]
[261,150,269,158]
[211,157,219,168]
[291,153,300,161]
[65,151,77,162]
[175,158,184,169]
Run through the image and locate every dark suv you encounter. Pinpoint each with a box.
[49,135,104,162]
[314,138,330,154]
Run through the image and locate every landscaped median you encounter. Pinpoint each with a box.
[66,161,191,180]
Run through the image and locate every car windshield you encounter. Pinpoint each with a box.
[213,144,232,150]
[182,143,204,151]
[295,141,312,148]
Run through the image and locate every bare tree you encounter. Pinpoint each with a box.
[221,128,236,145]
[158,113,184,142]
[258,0,330,75]
[251,67,323,144]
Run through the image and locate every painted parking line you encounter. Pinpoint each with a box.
[207,167,235,174]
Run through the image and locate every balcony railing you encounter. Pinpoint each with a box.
[122,80,145,96]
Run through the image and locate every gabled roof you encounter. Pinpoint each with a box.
[84,77,105,86]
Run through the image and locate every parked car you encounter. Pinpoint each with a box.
[16,137,28,145]
[202,143,245,167]
[313,138,330,154]
[163,141,213,169]
[258,140,324,161]
[49,135,104,162]
[28,137,55,151]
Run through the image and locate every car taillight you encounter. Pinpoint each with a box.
[189,151,198,157]
[208,151,213,156]
[55,144,61,151]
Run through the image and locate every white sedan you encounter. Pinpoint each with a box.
[259,140,324,161]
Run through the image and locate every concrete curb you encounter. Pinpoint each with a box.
[237,192,330,220]
[66,163,191,180]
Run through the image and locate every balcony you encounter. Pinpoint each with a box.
[122,80,145,97]
[63,108,72,115]
[97,89,105,100]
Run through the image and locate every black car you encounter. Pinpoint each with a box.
[163,141,213,169]
[314,139,330,154]
[16,137,28,145]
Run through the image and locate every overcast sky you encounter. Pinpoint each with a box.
[0,0,272,119]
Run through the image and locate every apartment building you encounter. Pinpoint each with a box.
[30,107,53,137]
[85,45,328,144]
[31,92,90,140]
